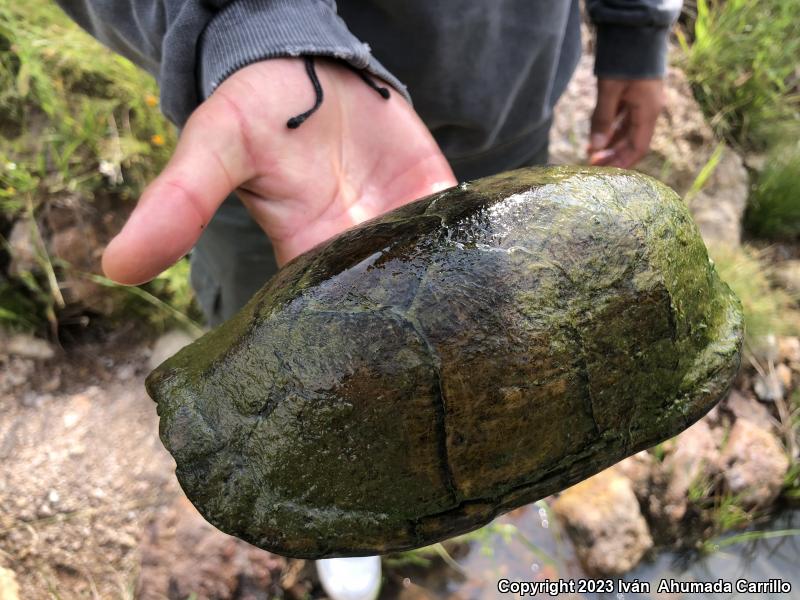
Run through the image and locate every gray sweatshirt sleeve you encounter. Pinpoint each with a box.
[586,0,683,79]
[53,0,405,126]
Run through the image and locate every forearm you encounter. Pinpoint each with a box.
[586,0,683,79]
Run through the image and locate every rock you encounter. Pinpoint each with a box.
[48,225,117,315]
[115,363,136,381]
[687,147,749,249]
[703,403,723,428]
[7,219,37,277]
[5,333,55,360]
[774,260,800,295]
[5,213,116,314]
[753,372,784,403]
[660,420,720,523]
[614,451,655,502]
[0,358,36,393]
[136,497,292,600]
[776,363,793,389]
[552,469,653,576]
[743,152,768,172]
[20,391,52,409]
[720,419,789,508]
[41,370,62,393]
[723,389,775,432]
[551,57,749,249]
[752,333,780,367]
[147,330,199,371]
[0,567,19,600]
[61,392,94,430]
[778,336,800,365]
[49,225,101,267]
[36,502,53,518]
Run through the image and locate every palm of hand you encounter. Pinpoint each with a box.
[103,58,456,285]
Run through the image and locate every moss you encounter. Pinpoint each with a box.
[148,166,743,558]
[745,144,800,241]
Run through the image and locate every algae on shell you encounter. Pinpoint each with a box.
[147,166,743,558]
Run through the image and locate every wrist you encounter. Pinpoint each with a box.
[198,0,408,102]
[594,24,670,80]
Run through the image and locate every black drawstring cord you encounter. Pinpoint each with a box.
[287,56,324,129]
[345,63,391,99]
[286,56,391,129]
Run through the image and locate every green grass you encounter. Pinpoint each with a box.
[711,493,751,532]
[81,263,204,337]
[785,461,800,501]
[703,528,800,553]
[0,0,202,334]
[744,143,800,241]
[0,1,174,198]
[680,0,800,151]
[711,245,800,345]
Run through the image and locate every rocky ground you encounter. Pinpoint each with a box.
[551,345,797,577]
[0,330,320,599]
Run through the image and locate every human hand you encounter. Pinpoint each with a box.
[102,58,456,285]
[587,78,664,169]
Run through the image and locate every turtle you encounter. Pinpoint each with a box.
[146,166,743,558]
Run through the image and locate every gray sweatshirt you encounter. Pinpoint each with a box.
[55,0,682,177]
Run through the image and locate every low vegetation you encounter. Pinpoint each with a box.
[0,1,173,202]
[744,143,800,241]
[0,0,798,593]
[680,0,800,152]
[0,0,198,335]
[710,245,800,346]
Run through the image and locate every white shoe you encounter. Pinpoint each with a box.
[316,556,382,600]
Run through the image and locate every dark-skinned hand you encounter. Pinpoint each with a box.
[588,78,664,169]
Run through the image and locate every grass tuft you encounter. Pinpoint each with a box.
[745,143,800,241]
[680,0,800,151]
[710,245,800,345]
[0,0,199,334]
[0,1,174,199]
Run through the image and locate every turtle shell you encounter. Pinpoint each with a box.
[147,166,743,558]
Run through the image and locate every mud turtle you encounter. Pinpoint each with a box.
[147,166,743,558]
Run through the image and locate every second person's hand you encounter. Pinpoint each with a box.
[588,78,664,169]
[102,57,457,285]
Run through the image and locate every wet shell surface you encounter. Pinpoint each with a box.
[147,166,743,558]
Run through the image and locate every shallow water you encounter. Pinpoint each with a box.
[386,506,800,599]
[617,510,800,600]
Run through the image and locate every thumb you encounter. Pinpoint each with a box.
[102,102,253,285]
[589,80,625,152]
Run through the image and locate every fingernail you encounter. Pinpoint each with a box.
[590,134,607,150]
